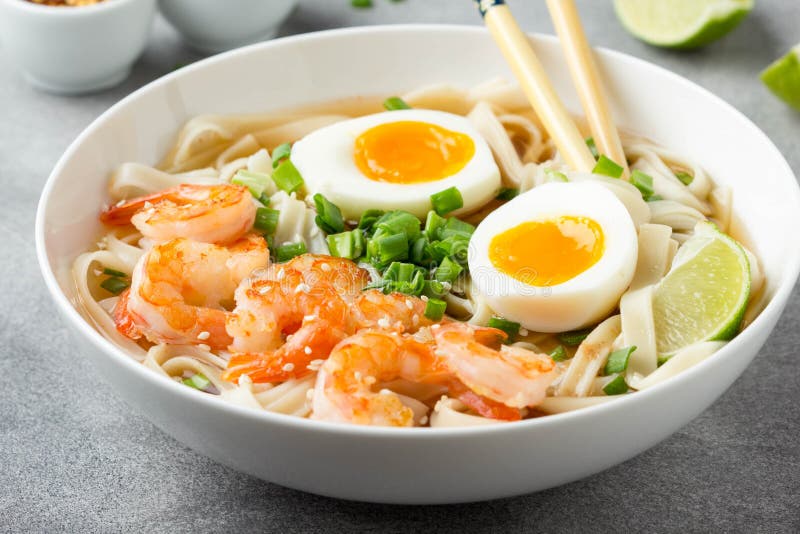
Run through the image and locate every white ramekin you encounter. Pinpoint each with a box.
[0,0,156,94]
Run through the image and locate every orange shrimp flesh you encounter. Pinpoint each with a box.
[100,184,256,244]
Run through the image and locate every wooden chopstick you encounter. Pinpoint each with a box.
[546,0,629,177]
[478,0,596,173]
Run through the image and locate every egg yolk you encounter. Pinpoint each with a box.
[489,216,605,287]
[354,121,475,183]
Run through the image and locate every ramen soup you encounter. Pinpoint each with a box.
[74,79,764,427]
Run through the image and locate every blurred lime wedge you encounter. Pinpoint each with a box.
[761,45,800,111]
[614,0,753,49]
[653,222,750,358]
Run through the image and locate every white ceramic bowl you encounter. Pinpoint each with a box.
[36,26,800,504]
[0,0,156,94]
[158,0,297,53]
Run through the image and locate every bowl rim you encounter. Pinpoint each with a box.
[0,0,142,16]
[35,23,800,439]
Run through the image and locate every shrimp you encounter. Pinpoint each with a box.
[311,329,522,426]
[353,289,435,332]
[222,255,370,383]
[311,330,450,426]
[113,234,269,349]
[433,322,556,409]
[100,184,256,244]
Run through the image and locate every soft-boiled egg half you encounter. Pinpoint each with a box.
[290,109,501,219]
[469,182,638,332]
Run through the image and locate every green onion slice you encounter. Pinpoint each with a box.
[592,155,624,178]
[675,171,694,186]
[383,96,411,110]
[549,345,568,362]
[254,207,280,235]
[585,136,599,159]
[488,316,520,340]
[232,170,271,198]
[313,193,345,234]
[183,373,211,391]
[496,187,519,201]
[434,256,462,284]
[557,327,593,346]
[630,170,654,199]
[102,267,127,277]
[430,186,464,215]
[603,346,637,375]
[100,277,129,295]
[272,160,304,193]
[424,298,447,321]
[602,375,629,395]
[358,209,385,231]
[276,241,307,262]
[271,143,291,168]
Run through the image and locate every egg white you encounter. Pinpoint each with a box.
[290,109,501,220]
[469,181,638,332]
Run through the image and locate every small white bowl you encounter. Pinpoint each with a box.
[158,0,298,53]
[35,26,800,503]
[0,0,156,94]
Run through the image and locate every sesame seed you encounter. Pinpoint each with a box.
[320,263,331,272]
[303,315,316,322]
[377,317,391,329]
[258,285,272,295]
[277,269,285,281]
[419,415,429,425]
[431,323,440,330]
[93,269,102,277]
[421,295,429,302]
[304,346,312,355]
[115,199,126,207]
[347,220,358,226]
[519,328,529,336]
[310,359,325,366]
[412,314,419,326]
[143,201,153,209]
[282,363,295,372]
[379,389,392,395]
[354,371,362,381]
[286,334,294,342]
[198,343,211,351]
[294,283,311,294]
[197,331,210,340]
[364,375,376,385]
[405,299,414,310]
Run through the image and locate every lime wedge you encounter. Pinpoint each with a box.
[653,222,750,358]
[614,0,753,49]
[761,45,800,111]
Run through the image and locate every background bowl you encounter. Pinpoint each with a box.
[158,0,298,53]
[0,0,156,94]
[36,25,800,504]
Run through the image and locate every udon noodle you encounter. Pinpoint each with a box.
[74,78,764,427]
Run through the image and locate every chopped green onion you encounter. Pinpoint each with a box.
[557,327,593,346]
[313,193,345,234]
[276,242,307,262]
[254,207,280,235]
[375,210,421,240]
[440,217,475,239]
[630,170,654,199]
[358,209,385,231]
[585,136,599,159]
[488,316,520,340]
[675,171,694,186]
[424,298,447,321]
[102,267,127,277]
[496,187,519,201]
[647,194,664,202]
[549,345,568,362]
[257,193,271,207]
[424,210,447,240]
[430,186,464,215]
[272,160,304,193]
[432,235,470,266]
[423,279,448,299]
[232,170,271,198]
[434,256,462,284]
[327,230,364,259]
[352,0,373,8]
[383,96,411,110]
[592,155,624,178]
[382,262,425,296]
[604,346,637,375]
[410,236,431,265]
[383,261,416,282]
[369,232,408,267]
[100,277,129,295]
[545,168,569,182]
[271,143,291,168]
[183,373,211,391]
[602,375,629,395]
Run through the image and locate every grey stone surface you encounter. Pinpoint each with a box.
[1,0,799,532]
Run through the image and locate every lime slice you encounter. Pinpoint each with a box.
[653,222,750,358]
[614,0,753,49]
[761,45,800,111]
